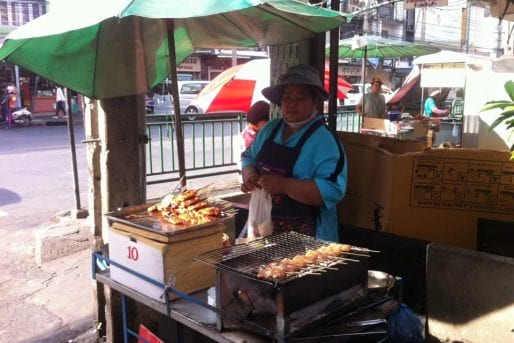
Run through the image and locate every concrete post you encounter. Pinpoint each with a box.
[86,93,148,341]
[97,95,147,342]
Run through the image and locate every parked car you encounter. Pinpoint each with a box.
[152,80,209,115]
[342,83,393,106]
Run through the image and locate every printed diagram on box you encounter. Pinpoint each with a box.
[499,184,514,203]
[414,161,442,179]
[411,156,514,213]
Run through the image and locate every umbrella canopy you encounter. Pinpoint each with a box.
[193,59,270,114]
[332,35,441,59]
[0,0,349,100]
[0,0,348,183]
[191,58,352,114]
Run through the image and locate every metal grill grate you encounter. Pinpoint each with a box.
[195,232,357,282]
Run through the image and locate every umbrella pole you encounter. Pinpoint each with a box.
[327,0,340,131]
[361,46,367,128]
[166,20,187,188]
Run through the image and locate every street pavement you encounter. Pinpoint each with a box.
[1,112,241,343]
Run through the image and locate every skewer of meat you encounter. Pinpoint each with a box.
[256,243,362,281]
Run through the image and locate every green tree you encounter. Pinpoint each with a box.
[480,80,514,159]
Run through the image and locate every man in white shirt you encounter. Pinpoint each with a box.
[53,85,66,118]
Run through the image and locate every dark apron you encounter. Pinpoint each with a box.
[256,118,324,237]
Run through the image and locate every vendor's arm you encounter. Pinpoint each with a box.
[259,175,323,206]
[426,98,449,116]
[381,95,387,118]
[240,119,276,193]
[432,105,450,116]
[356,95,363,116]
[241,165,260,192]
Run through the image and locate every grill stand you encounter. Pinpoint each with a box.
[216,269,368,341]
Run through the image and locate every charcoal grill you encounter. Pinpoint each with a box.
[195,232,372,341]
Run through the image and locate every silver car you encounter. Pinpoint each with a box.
[153,80,209,114]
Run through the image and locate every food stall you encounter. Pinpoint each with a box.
[92,188,403,342]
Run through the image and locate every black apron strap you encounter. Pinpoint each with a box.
[269,118,283,141]
[322,125,346,182]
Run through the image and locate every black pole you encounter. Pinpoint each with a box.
[65,89,81,210]
[166,20,186,188]
[328,0,341,131]
[361,46,367,127]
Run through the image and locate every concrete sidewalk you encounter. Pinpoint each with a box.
[31,111,83,126]
[0,213,98,343]
[5,177,241,343]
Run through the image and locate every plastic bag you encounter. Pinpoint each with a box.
[247,188,273,238]
[387,303,424,343]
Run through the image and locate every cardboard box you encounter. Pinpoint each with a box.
[337,132,514,249]
[362,117,389,132]
[109,222,223,301]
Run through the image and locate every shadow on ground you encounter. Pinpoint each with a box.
[0,188,21,206]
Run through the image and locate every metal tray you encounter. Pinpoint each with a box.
[105,203,234,237]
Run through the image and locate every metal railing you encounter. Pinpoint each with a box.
[146,113,246,184]
[145,108,359,185]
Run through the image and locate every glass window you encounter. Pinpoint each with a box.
[22,3,29,24]
[32,2,40,18]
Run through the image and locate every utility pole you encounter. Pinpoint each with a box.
[496,20,503,57]
[466,2,471,53]
[421,8,426,42]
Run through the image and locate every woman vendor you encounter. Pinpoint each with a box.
[240,64,347,242]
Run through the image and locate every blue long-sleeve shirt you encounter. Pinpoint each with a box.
[242,117,347,242]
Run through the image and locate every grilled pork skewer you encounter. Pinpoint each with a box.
[147,189,224,226]
[256,243,360,281]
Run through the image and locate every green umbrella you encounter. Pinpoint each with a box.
[0,0,349,100]
[0,0,348,182]
[333,35,440,59]
[328,35,440,119]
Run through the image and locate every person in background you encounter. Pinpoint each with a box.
[5,83,17,128]
[241,64,347,242]
[241,100,270,150]
[53,85,66,118]
[356,76,387,119]
[424,89,450,117]
[236,101,270,184]
[21,80,31,108]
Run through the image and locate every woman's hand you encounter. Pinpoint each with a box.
[262,176,324,206]
[241,166,261,193]
[259,174,286,195]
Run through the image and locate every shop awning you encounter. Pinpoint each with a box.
[387,65,420,104]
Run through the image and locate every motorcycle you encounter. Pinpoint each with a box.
[0,107,33,128]
[11,107,33,127]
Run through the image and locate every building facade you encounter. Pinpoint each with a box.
[338,0,512,89]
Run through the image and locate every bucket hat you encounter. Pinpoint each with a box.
[371,76,383,85]
[262,64,328,104]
